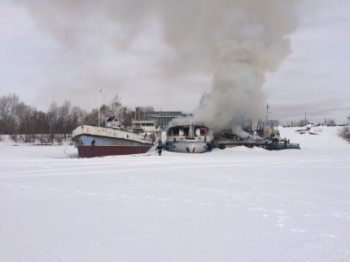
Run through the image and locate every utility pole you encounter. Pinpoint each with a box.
[98,89,101,127]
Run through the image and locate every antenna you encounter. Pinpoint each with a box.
[190,117,194,138]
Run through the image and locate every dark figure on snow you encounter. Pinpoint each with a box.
[283,138,287,148]
[156,142,163,156]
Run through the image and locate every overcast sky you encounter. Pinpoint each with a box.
[1,0,349,125]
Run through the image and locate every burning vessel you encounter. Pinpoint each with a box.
[164,121,213,153]
[72,115,161,158]
[256,119,300,150]
[212,123,273,150]
[213,118,300,150]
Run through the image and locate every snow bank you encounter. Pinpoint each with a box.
[278,125,348,149]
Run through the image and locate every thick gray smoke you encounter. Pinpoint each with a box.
[190,2,300,131]
[17,0,300,129]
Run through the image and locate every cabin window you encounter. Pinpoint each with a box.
[172,128,179,135]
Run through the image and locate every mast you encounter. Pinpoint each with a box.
[189,118,194,138]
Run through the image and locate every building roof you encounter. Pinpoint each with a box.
[145,111,187,117]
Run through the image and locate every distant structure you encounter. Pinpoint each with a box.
[133,110,189,130]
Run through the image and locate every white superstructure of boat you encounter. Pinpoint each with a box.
[164,121,213,153]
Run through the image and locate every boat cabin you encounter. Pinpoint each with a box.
[105,116,122,129]
[167,125,208,138]
[132,120,160,133]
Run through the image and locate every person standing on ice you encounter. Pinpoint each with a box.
[155,141,163,156]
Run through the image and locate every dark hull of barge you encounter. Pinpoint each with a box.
[76,145,152,158]
[72,127,155,158]
[216,141,300,150]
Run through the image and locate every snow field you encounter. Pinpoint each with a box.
[1,126,350,261]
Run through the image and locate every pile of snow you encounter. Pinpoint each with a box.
[278,125,349,149]
[1,127,349,261]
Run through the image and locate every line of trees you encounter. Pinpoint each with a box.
[0,93,153,143]
[283,118,341,128]
[339,115,350,143]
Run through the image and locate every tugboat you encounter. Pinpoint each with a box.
[72,112,161,158]
[164,120,213,153]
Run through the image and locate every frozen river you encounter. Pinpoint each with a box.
[1,126,350,261]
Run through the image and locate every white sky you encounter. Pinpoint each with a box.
[1,0,349,125]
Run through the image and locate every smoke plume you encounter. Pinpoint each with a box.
[17,0,300,128]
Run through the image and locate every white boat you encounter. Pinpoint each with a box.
[72,116,161,158]
[164,121,213,153]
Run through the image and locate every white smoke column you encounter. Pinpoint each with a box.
[232,125,250,139]
[17,0,300,126]
[192,3,300,131]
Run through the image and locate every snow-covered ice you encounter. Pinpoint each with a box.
[1,126,350,261]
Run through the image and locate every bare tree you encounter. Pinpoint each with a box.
[0,93,19,134]
[298,119,309,127]
[84,109,99,126]
[99,104,111,124]
[339,127,350,143]
[0,93,161,143]
[109,95,122,115]
[121,106,133,127]
[59,100,71,141]
[14,102,33,142]
[47,102,58,142]
[31,110,50,135]
[324,118,336,126]
[70,106,83,128]
[97,95,123,126]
